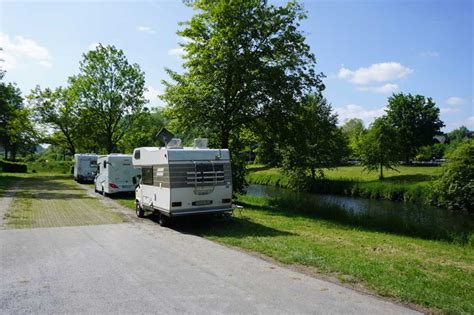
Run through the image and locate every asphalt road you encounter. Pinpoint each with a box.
[0,222,420,314]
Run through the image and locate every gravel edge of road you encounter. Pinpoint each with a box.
[0,181,22,229]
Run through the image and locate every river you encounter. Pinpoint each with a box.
[245,184,474,244]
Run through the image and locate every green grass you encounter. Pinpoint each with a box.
[176,195,474,314]
[247,166,442,203]
[4,174,126,228]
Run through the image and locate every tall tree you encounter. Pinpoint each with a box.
[161,0,324,191]
[28,86,81,155]
[341,118,366,159]
[0,77,36,160]
[385,93,444,162]
[72,44,146,153]
[360,117,401,179]
[281,94,348,187]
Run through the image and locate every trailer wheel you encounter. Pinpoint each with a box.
[158,213,170,227]
[101,186,107,197]
[136,203,144,218]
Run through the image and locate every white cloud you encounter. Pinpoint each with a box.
[357,83,399,94]
[446,96,465,106]
[144,85,162,102]
[168,47,185,57]
[419,51,440,58]
[0,33,52,70]
[137,26,155,34]
[334,104,385,126]
[88,42,100,51]
[440,107,461,114]
[338,62,413,85]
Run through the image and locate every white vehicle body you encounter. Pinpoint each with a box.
[73,154,98,182]
[133,145,233,218]
[95,154,141,194]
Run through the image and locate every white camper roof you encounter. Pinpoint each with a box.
[98,154,133,160]
[132,147,230,166]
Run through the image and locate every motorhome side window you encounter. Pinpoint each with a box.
[142,167,153,185]
[134,150,140,159]
[103,161,107,169]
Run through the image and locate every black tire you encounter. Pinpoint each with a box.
[136,203,144,218]
[158,213,170,227]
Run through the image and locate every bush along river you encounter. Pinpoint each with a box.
[245,184,474,245]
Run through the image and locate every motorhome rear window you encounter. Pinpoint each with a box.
[142,167,153,185]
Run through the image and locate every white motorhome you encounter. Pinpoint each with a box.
[73,154,98,183]
[132,138,233,226]
[94,154,141,195]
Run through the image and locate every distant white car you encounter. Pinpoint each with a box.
[73,154,98,183]
[94,154,141,195]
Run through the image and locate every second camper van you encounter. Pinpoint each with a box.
[94,154,141,195]
[74,154,98,183]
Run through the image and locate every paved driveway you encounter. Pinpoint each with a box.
[0,222,419,314]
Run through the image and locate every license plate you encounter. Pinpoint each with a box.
[193,200,212,206]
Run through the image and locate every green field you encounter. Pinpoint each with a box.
[247,165,442,203]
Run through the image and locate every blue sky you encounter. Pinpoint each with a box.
[1,0,472,131]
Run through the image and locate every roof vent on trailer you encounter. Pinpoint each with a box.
[193,138,208,149]
[167,138,182,149]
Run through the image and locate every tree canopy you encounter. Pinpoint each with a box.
[360,117,401,179]
[385,93,444,162]
[281,94,347,188]
[71,44,146,154]
[161,0,324,191]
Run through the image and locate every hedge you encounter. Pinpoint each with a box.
[0,160,28,173]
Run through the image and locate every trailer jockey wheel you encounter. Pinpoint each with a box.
[136,203,144,218]
[158,213,170,227]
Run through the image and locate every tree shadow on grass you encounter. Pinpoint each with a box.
[381,174,436,183]
[237,199,474,244]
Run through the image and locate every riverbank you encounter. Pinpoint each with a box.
[247,166,441,204]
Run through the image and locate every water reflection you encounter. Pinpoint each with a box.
[246,184,474,244]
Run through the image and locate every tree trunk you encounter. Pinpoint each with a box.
[379,162,384,180]
[310,166,316,180]
[220,127,229,149]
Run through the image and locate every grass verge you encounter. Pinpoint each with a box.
[5,174,125,228]
[247,166,441,203]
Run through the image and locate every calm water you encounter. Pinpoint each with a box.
[246,184,474,243]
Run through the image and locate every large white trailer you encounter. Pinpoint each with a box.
[73,154,98,183]
[132,138,233,226]
[94,154,141,195]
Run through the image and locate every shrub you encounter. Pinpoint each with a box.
[433,139,474,212]
[0,160,28,173]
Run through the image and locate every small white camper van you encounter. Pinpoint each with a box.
[133,138,233,226]
[74,154,98,183]
[94,154,141,195]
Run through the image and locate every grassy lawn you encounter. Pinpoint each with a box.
[4,174,126,229]
[247,166,442,203]
[177,195,473,314]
